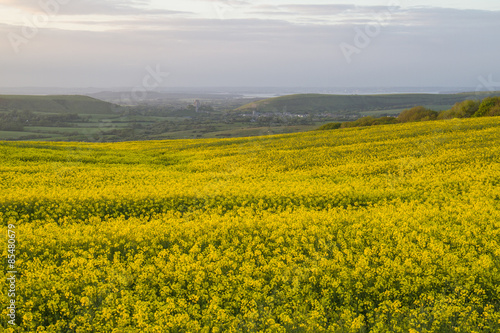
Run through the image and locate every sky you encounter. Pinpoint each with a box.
[1,0,500,90]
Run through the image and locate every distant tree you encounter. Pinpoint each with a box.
[438,100,480,119]
[199,105,214,112]
[473,97,500,117]
[397,106,438,123]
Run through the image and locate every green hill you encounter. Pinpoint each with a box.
[0,95,121,115]
[236,91,500,114]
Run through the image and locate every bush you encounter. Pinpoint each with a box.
[397,106,438,123]
[473,97,500,117]
[316,122,342,130]
[438,100,480,119]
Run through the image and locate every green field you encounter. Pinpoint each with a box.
[0,131,45,140]
[1,92,500,142]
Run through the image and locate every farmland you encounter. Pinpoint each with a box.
[0,94,324,141]
[2,92,500,142]
[1,117,500,332]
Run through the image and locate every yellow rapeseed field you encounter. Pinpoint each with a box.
[1,117,500,332]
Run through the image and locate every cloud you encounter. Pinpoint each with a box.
[0,0,188,16]
[1,3,499,88]
[279,4,387,15]
[397,6,500,26]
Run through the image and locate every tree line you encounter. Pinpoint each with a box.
[317,96,500,130]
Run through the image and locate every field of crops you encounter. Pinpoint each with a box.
[1,117,500,332]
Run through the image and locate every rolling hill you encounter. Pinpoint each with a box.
[236,91,500,114]
[0,95,121,115]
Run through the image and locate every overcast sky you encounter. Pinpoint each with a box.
[1,0,499,89]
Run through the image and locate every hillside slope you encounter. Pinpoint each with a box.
[236,91,500,114]
[0,95,121,114]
